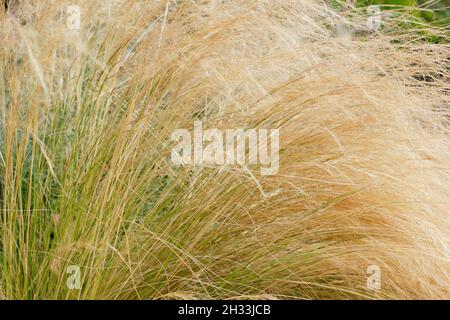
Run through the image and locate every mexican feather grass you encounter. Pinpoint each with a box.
[0,0,449,299]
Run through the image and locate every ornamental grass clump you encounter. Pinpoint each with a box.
[0,0,449,299]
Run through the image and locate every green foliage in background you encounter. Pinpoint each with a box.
[331,0,449,42]
[331,1,449,25]
[357,0,449,25]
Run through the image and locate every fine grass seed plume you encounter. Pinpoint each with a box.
[0,0,449,299]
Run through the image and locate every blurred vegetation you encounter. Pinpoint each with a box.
[331,1,449,25]
[357,0,449,25]
[331,0,448,42]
